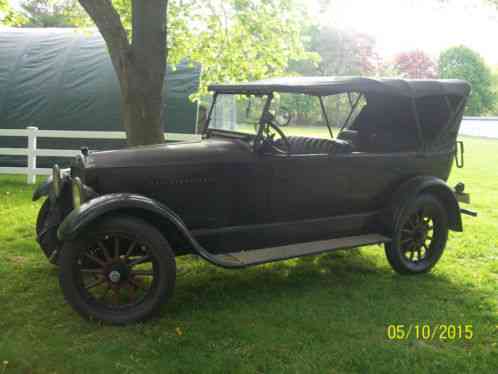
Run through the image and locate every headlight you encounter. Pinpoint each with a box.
[72,177,83,208]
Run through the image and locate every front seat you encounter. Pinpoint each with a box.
[275,136,353,154]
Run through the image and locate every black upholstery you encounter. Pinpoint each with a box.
[275,136,354,155]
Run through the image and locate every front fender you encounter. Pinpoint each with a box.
[384,176,463,233]
[57,194,183,241]
[32,168,71,201]
[56,193,240,268]
[32,176,53,201]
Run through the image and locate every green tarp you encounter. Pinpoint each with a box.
[0,28,201,167]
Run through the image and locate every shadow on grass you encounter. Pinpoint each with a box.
[165,248,485,320]
[13,246,489,328]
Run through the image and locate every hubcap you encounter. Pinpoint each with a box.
[108,270,121,283]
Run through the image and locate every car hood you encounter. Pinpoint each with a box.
[84,137,253,170]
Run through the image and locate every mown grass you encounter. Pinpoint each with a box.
[0,136,497,373]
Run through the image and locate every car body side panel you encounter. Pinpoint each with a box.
[193,211,381,253]
[87,138,272,230]
[344,150,455,212]
[59,136,460,256]
[267,149,455,221]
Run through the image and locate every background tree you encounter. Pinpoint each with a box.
[392,50,437,79]
[20,0,89,27]
[0,0,27,25]
[287,26,376,125]
[0,0,7,13]
[492,66,498,115]
[72,0,167,146]
[296,26,377,76]
[68,0,310,146]
[439,45,496,115]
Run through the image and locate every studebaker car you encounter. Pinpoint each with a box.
[33,77,475,324]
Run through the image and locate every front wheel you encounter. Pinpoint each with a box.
[59,216,176,324]
[36,199,60,264]
[385,194,449,275]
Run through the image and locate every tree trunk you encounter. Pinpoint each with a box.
[79,0,167,147]
[121,0,167,147]
[121,69,165,146]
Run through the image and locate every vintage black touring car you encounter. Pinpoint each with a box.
[33,77,475,324]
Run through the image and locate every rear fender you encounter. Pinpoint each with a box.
[383,176,463,233]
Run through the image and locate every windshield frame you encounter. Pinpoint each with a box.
[204,90,363,140]
[204,93,273,138]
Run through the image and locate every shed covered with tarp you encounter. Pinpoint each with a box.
[0,28,201,167]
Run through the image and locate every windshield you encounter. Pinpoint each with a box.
[206,92,367,138]
[207,94,269,135]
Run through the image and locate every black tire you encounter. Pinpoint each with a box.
[36,199,60,264]
[59,215,176,325]
[385,194,448,275]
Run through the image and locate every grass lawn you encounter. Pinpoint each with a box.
[0,136,497,373]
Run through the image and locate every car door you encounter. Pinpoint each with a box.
[268,152,353,222]
[191,141,275,253]
[224,153,274,227]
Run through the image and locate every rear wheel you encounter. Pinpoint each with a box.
[59,216,176,324]
[385,194,448,275]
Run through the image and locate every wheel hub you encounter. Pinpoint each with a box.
[414,228,427,245]
[107,262,130,284]
[108,270,121,283]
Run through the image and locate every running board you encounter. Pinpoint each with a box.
[209,234,390,268]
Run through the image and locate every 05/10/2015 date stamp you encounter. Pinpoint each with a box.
[386,324,474,341]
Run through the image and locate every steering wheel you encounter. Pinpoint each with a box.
[266,121,291,154]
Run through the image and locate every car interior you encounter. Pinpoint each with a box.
[274,93,421,155]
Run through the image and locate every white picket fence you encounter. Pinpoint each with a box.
[0,126,201,184]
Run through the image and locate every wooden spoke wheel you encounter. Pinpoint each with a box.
[77,235,157,309]
[385,194,449,275]
[59,216,176,325]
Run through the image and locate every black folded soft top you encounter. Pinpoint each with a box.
[209,76,471,98]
